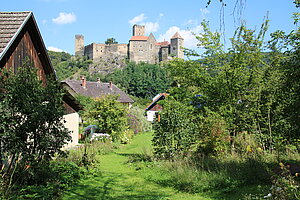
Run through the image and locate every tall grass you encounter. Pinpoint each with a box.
[135,133,300,199]
[57,140,117,167]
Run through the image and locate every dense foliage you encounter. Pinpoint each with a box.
[105,37,118,44]
[48,51,93,81]
[0,66,73,198]
[153,18,300,156]
[149,8,300,197]
[106,62,171,98]
[80,95,130,141]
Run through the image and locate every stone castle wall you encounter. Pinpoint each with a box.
[84,43,128,61]
[75,25,184,64]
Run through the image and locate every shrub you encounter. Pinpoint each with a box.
[82,95,129,141]
[127,106,152,134]
[152,98,197,159]
[5,161,82,199]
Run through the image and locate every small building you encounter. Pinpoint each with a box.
[62,77,134,107]
[0,11,81,148]
[145,93,168,122]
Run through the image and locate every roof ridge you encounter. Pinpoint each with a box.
[0,11,32,60]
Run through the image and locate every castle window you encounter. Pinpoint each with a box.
[150,44,153,50]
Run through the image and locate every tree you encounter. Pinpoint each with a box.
[52,55,93,81]
[0,66,71,186]
[152,98,197,159]
[82,95,129,141]
[105,37,118,44]
[106,62,171,98]
[160,19,289,153]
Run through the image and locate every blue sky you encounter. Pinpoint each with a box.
[2,0,298,54]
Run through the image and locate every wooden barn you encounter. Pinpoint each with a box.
[0,11,81,148]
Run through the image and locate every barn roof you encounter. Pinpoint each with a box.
[0,11,55,76]
[0,12,80,113]
[0,11,31,56]
[62,80,134,103]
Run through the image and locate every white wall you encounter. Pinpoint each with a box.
[146,111,156,122]
[62,112,79,148]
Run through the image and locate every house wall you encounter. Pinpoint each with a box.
[62,112,79,148]
[146,111,156,122]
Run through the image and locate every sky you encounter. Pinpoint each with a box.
[2,0,298,55]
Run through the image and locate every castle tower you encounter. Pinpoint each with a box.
[75,34,84,56]
[170,32,184,59]
[133,24,145,36]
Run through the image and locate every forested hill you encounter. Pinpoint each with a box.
[48,51,171,99]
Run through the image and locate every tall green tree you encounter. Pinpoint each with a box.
[105,37,118,44]
[82,95,129,141]
[0,66,70,171]
[107,62,171,98]
[158,19,288,154]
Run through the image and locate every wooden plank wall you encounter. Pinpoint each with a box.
[3,31,47,83]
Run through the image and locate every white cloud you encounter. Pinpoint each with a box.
[52,12,76,25]
[145,22,159,34]
[200,8,210,15]
[184,19,197,25]
[158,24,203,48]
[129,13,146,25]
[129,13,163,34]
[42,19,47,25]
[48,46,65,52]
[200,8,210,19]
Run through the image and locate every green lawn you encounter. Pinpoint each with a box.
[62,133,213,200]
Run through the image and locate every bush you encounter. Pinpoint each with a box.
[127,106,152,134]
[6,161,82,200]
[152,98,197,159]
[82,95,129,141]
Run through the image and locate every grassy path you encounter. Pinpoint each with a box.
[62,133,211,200]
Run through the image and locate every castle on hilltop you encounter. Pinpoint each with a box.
[75,25,184,64]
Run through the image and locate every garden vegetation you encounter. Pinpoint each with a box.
[150,10,300,199]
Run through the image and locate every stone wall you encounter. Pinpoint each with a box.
[84,43,128,61]
[170,38,184,59]
[133,24,145,36]
[75,25,184,65]
[75,34,84,56]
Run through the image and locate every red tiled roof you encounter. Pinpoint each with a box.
[129,36,148,41]
[156,41,170,46]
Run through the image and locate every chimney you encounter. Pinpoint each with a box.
[81,76,86,88]
[96,77,101,87]
[109,81,113,91]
